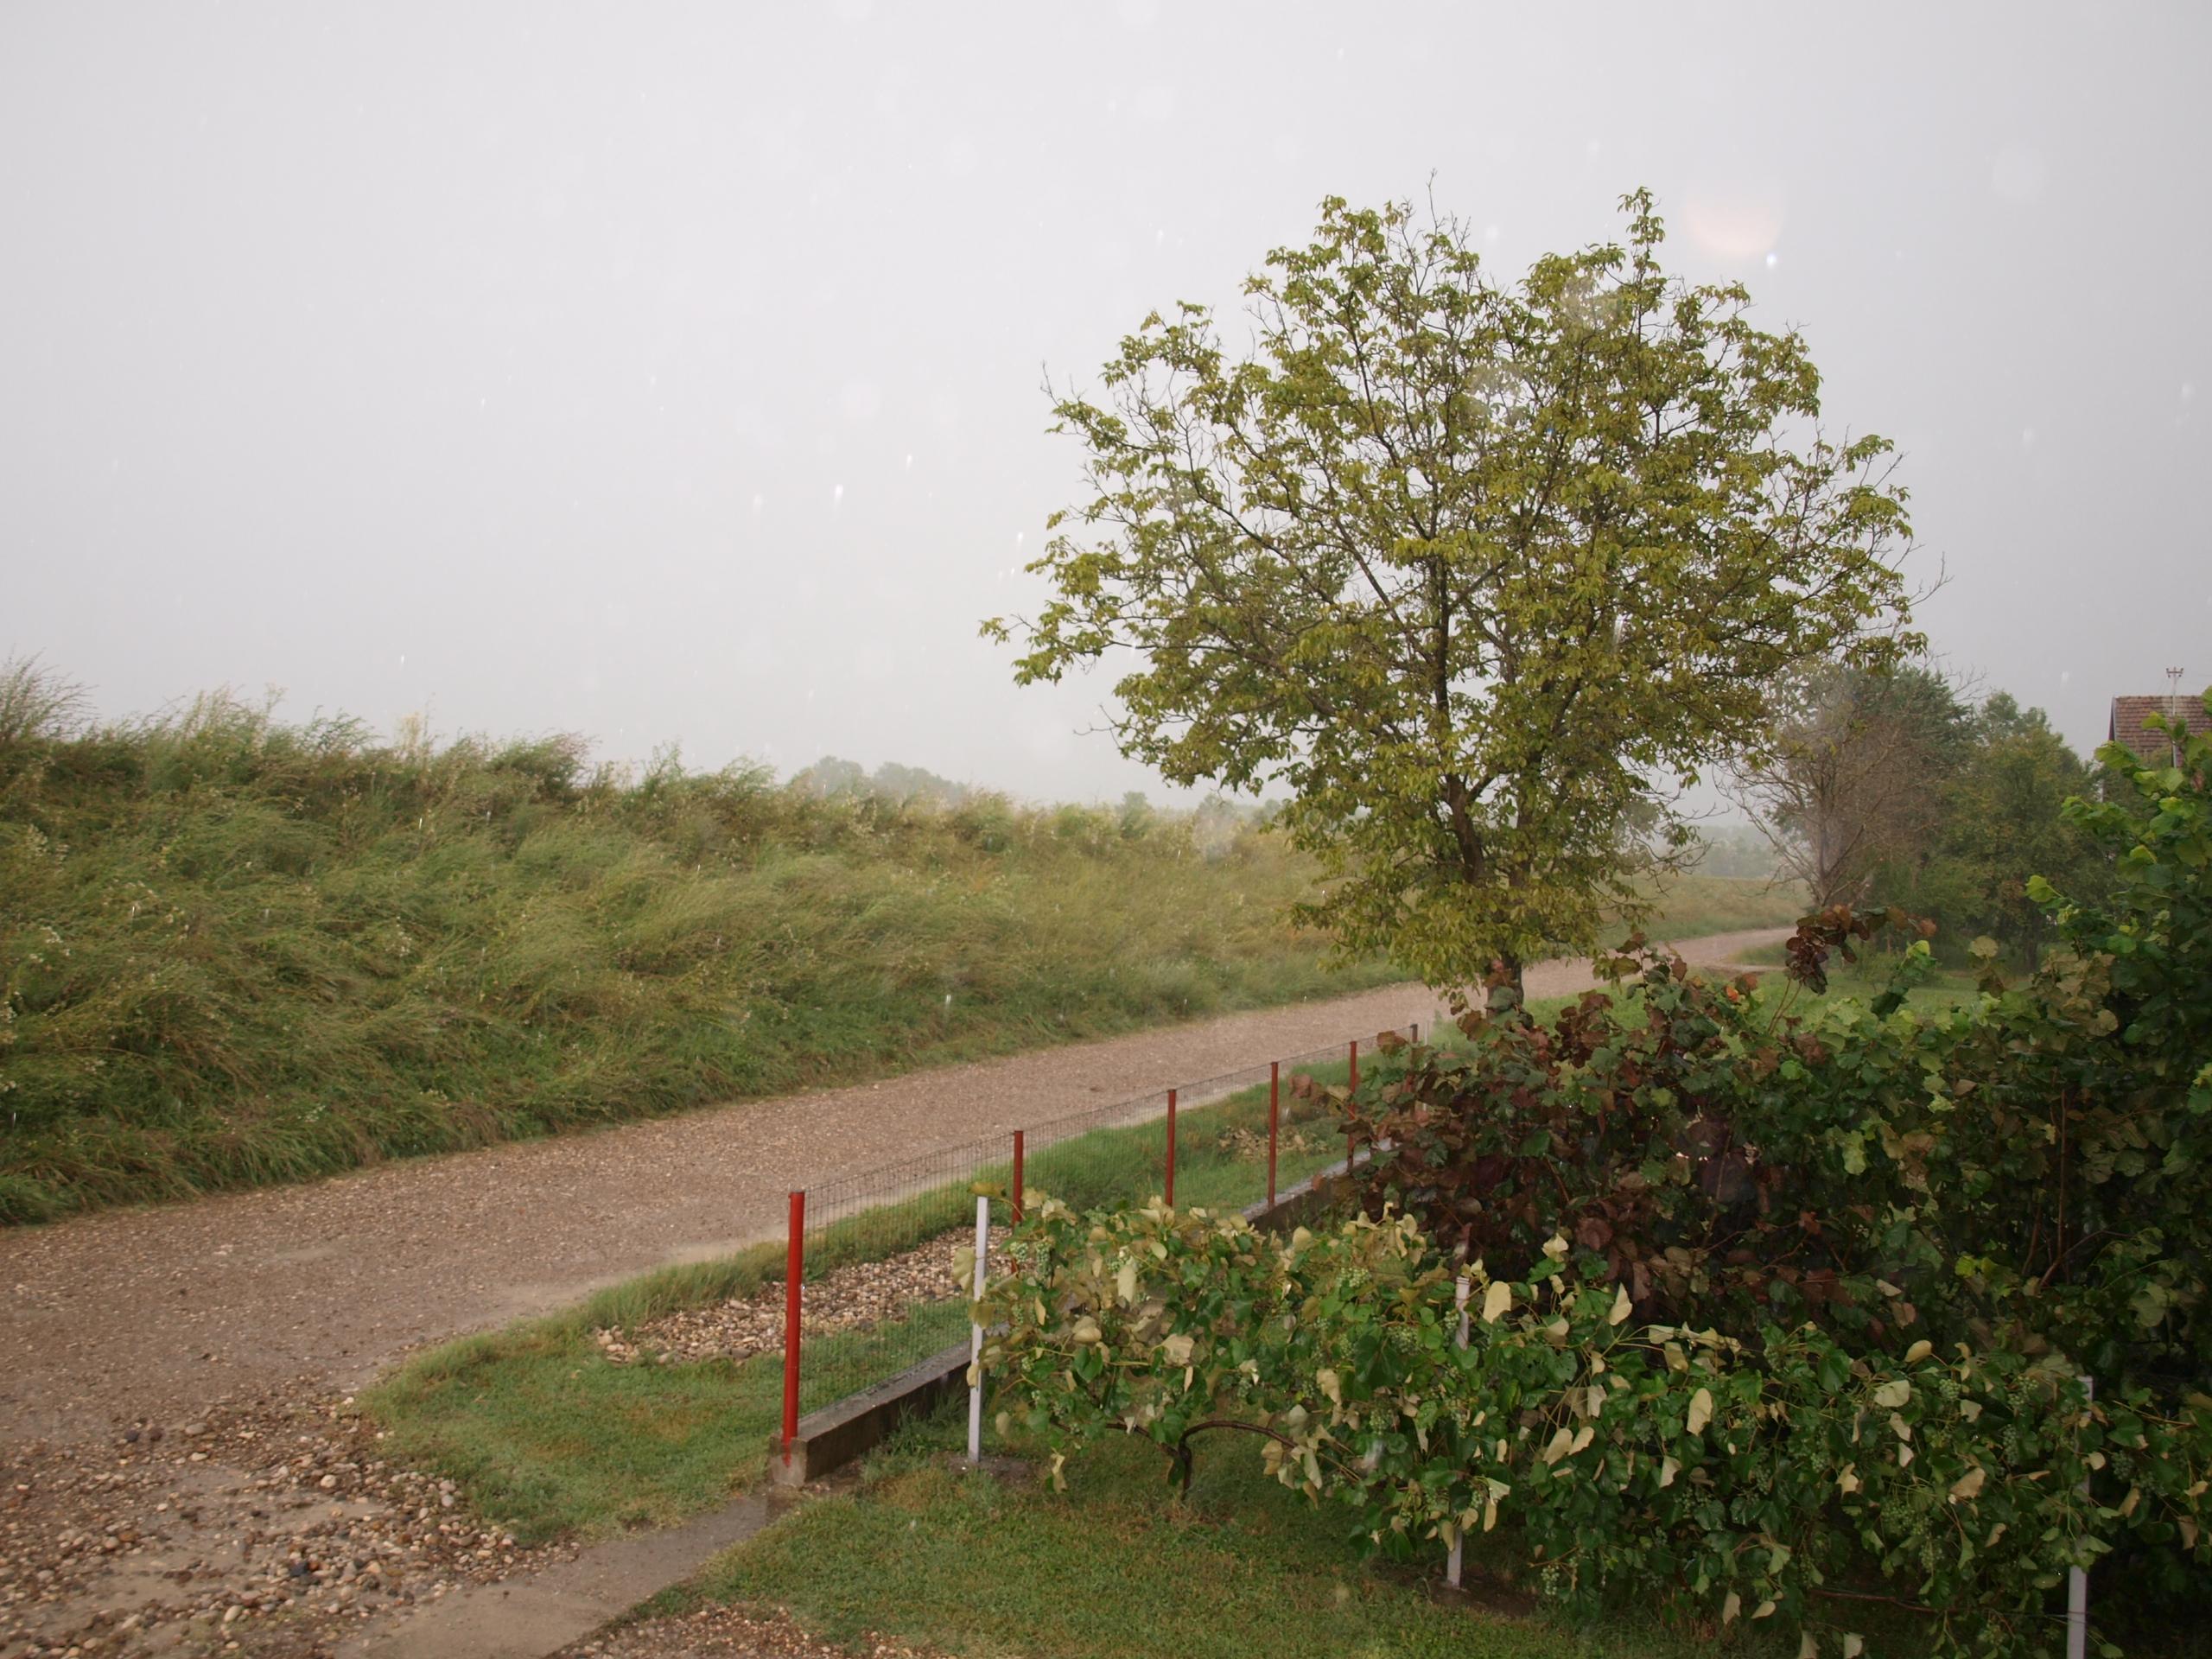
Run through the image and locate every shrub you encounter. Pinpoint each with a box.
[982,1200,2209,1657]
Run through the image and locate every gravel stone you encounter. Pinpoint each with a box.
[0,1389,565,1656]
[558,1603,941,1658]
[596,1233,1010,1369]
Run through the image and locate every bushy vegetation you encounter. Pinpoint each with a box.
[0,667,1395,1223]
[979,701,2212,1657]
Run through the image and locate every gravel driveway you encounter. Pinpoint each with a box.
[0,927,1786,1444]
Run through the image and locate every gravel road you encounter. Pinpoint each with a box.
[0,928,1786,1444]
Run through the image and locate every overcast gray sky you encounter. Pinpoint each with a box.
[3,2,2206,801]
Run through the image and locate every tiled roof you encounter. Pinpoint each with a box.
[2108,694,2212,763]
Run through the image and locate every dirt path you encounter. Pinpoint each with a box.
[0,927,1786,1444]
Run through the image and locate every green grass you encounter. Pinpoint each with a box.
[361,1067,1363,1541]
[362,1322,785,1539]
[1726,943,1985,1016]
[0,686,1402,1223]
[666,1408,1765,1659]
[669,1401,2206,1659]
[1606,871,1806,946]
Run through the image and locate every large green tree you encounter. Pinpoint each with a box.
[987,192,1915,1000]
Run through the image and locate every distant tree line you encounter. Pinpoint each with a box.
[787,755,976,808]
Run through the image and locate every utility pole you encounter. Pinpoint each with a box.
[2169,666,2187,765]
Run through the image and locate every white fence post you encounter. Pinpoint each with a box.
[2067,1375,2094,1659]
[1447,1276,1471,1589]
[968,1193,989,1464]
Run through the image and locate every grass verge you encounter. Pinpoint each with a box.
[661,1408,1762,1659]
[1728,944,1985,1016]
[664,1387,2204,1659]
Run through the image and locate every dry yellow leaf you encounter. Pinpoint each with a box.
[1688,1387,1713,1435]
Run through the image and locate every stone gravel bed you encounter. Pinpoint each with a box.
[3,1234,1016,1655]
[0,1389,573,1657]
[594,1232,1010,1369]
[562,1604,939,1659]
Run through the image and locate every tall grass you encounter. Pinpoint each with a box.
[0,674,1393,1222]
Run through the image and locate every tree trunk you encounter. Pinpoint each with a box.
[1488,949,1526,1016]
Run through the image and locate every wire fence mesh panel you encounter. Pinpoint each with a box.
[784,1013,1431,1420]
[792,1133,1015,1414]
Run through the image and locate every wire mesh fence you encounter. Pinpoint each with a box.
[779,1014,1431,1442]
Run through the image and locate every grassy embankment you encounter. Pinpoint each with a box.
[0,689,1396,1224]
[0,667,1803,1224]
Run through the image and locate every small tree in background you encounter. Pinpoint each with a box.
[1730,660,1968,909]
[988,191,1915,1003]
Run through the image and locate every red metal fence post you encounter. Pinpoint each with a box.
[781,1190,804,1465]
[1336,1039,1353,1185]
[1165,1088,1178,1207]
[1267,1060,1280,1207]
[1011,1129,1025,1224]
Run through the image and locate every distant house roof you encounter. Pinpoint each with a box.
[2109,694,2212,765]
